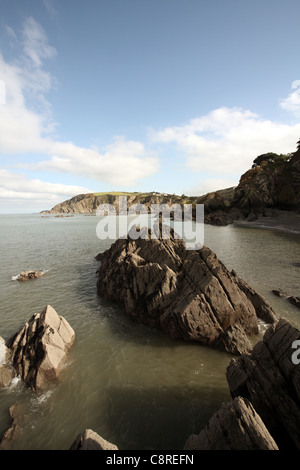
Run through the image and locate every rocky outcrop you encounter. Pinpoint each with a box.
[16,270,44,281]
[70,429,118,450]
[0,336,14,388]
[221,149,300,224]
[0,402,27,448]
[226,318,300,449]
[272,289,300,310]
[233,151,300,219]
[7,305,75,391]
[96,232,276,355]
[184,397,278,450]
[42,192,191,215]
[233,273,278,324]
[183,318,300,450]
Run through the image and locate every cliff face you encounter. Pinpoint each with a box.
[42,145,300,224]
[42,192,191,215]
[200,149,300,225]
[232,151,300,219]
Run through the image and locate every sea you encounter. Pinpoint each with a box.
[0,213,299,450]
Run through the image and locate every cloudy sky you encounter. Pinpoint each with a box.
[0,0,300,213]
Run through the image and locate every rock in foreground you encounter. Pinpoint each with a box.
[227,318,300,449]
[7,305,75,391]
[96,232,276,355]
[184,397,278,450]
[70,429,118,450]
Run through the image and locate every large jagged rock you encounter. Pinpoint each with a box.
[70,429,118,450]
[96,232,276,355]
[184,397,278,450]
[7,305,75,391]
[227,318,300,449]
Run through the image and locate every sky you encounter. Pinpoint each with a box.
[0,0,300,213]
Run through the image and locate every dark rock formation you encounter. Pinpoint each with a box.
[226,318,300,449]
[200,145,300,226]
[272,289,300,309]
[230,151,300,219]
[7,305,75,391]
[233,274,278,324]
[0,402,28,448]
[184,397,278,450]
[96,232,276,355]
[70,429,118,450]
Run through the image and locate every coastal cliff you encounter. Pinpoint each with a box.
[41,191,194,215]
[204,143,300,225]
[41,141,300,228]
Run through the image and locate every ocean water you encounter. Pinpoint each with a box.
[0,213,299,450]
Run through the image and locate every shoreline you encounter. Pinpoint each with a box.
[233,210,300,235]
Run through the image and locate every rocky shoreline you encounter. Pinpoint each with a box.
[1,233,300,450]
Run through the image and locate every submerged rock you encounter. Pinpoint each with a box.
[7,305,75,391]
[184,397,278,450]
[14,270,46,282]
[96,231,276,355]
[272,289,300,310]
[70,429,118,450]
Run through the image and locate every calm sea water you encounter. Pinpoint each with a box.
[0,213,299,450]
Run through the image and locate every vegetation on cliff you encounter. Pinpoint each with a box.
[42,139,300,225]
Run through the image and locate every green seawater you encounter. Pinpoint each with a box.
[0,214,299,450]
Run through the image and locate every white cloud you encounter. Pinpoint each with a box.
[30,137,159,186]
[280,81,300,117]
[185,177,238,197]
[21,17,57,68]
[0,169,90,206]
[43,0,58,19]
[0,17,159,191]
[153,107,300,177]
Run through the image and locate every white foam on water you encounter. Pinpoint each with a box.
[9,376,22,389]
[0,338,6,364]
[35,389,54,405]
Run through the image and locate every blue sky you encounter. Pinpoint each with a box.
[0,0,300,213]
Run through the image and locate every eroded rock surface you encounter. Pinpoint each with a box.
[184,397,278,450]
[227,318,300,449]
[96,233,276,355]
[7,305,75,391]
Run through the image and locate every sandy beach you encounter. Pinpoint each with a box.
[234,210,300,234]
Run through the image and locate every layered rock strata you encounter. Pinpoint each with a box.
[96,232,277,355]
[226,318,300,449]
[7,305,75,391]
[184,396,278,450]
